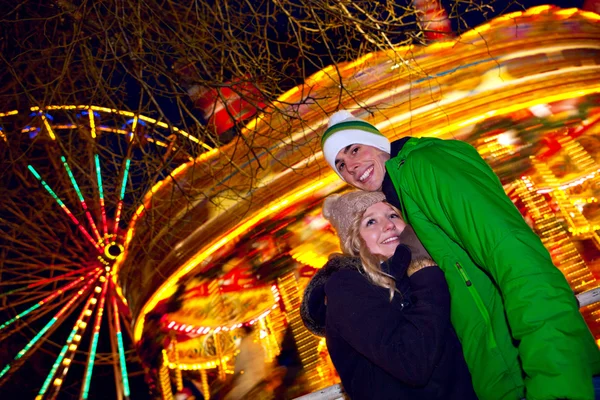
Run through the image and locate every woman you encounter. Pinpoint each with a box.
[301,191,476,400]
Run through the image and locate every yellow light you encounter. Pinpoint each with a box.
[581,11,600,21]
[41,114,56,140]
[493,11,523,23]
[69,344,77,351]
[88,107,96,139]
[556,8,578,18]
[79,322,87,329]
[430,88,600,139]
[524,5,551,15]
[74,334,82,341]
[276,86,299,104]
[90,298,97,305]
[305,64,335,86]
[429,40,456,51]
[53,378,62,386]
[0,110,18,117]
[63,358,71,366]
[134,173,339,341]
[475,23,491,34]
[95,286,102,293]
[343,53,374,71]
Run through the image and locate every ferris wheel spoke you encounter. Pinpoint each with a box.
[60,156,102,242]
[0,270,98,332]
[40,276,108,400]
[0,265,96,298]
[110,293,131,399]
[94,154,109,237]
[0,270,102,385]
[27,165,101,252]
[80,274,110,400]
[0,296,72,345]
[113,158,131,236]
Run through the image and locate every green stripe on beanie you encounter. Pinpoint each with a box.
[321,120,384,146]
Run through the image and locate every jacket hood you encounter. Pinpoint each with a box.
[300,255,362,337]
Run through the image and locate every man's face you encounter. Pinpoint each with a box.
[334,144,390,191]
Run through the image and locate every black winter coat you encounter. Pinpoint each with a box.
[300,245,477,400]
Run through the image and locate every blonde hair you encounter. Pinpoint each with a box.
[343,201,401,301]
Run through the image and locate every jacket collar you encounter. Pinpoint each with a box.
[300,255,362,337]
[390,137,412,158]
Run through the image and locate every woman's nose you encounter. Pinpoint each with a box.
[384,220,395,231]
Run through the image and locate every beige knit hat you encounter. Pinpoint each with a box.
[322,190,386,254]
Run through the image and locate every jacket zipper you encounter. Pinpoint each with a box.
[455,262,498,350]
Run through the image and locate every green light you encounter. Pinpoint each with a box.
[13,317,58,362]
[38,294,94,397]
[94,154,104,200]
[0,273,99,381]
[38,344,69,396]
[28,165,67,208]
[27,165,42,180]
[0,302,41,331]
[116,332,131,396]
[118,159,131,201]
[81,332,99,399]
[61,156,85,203]
[81,278,108,399]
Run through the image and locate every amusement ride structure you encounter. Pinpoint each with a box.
[1,4,600,400]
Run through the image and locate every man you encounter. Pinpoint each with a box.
[320,110,600,400]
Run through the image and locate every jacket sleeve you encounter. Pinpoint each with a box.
[325,267,450,386]
[403,141,595,399]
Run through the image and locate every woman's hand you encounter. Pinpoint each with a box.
[398,225,431,262]
[407,259,437,277]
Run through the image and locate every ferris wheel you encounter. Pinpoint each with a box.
[0,105,211,399]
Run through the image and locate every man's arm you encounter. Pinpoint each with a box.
[404,140,595,400]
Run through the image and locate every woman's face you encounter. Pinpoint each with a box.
[359,202,407,258]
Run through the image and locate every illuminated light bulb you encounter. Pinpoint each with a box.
[69,344,77,351]
[90,298,97,304]
[99,276,106,282]
[94,286,102,293]
[79,322,87,329]
[84,310,92,316]
[74,334,82,342]
[496,130,516,146]
[63,359,71,366]
[53,378,63,386]
[168,321,176,329]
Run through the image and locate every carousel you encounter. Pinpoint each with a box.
[112,5,600,399]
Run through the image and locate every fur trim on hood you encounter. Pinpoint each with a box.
[300,255,362,337]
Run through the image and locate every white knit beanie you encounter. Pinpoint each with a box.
[321,110,391,179]
[322,190,386,254]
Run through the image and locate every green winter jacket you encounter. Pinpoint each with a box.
[384,137,600,400]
